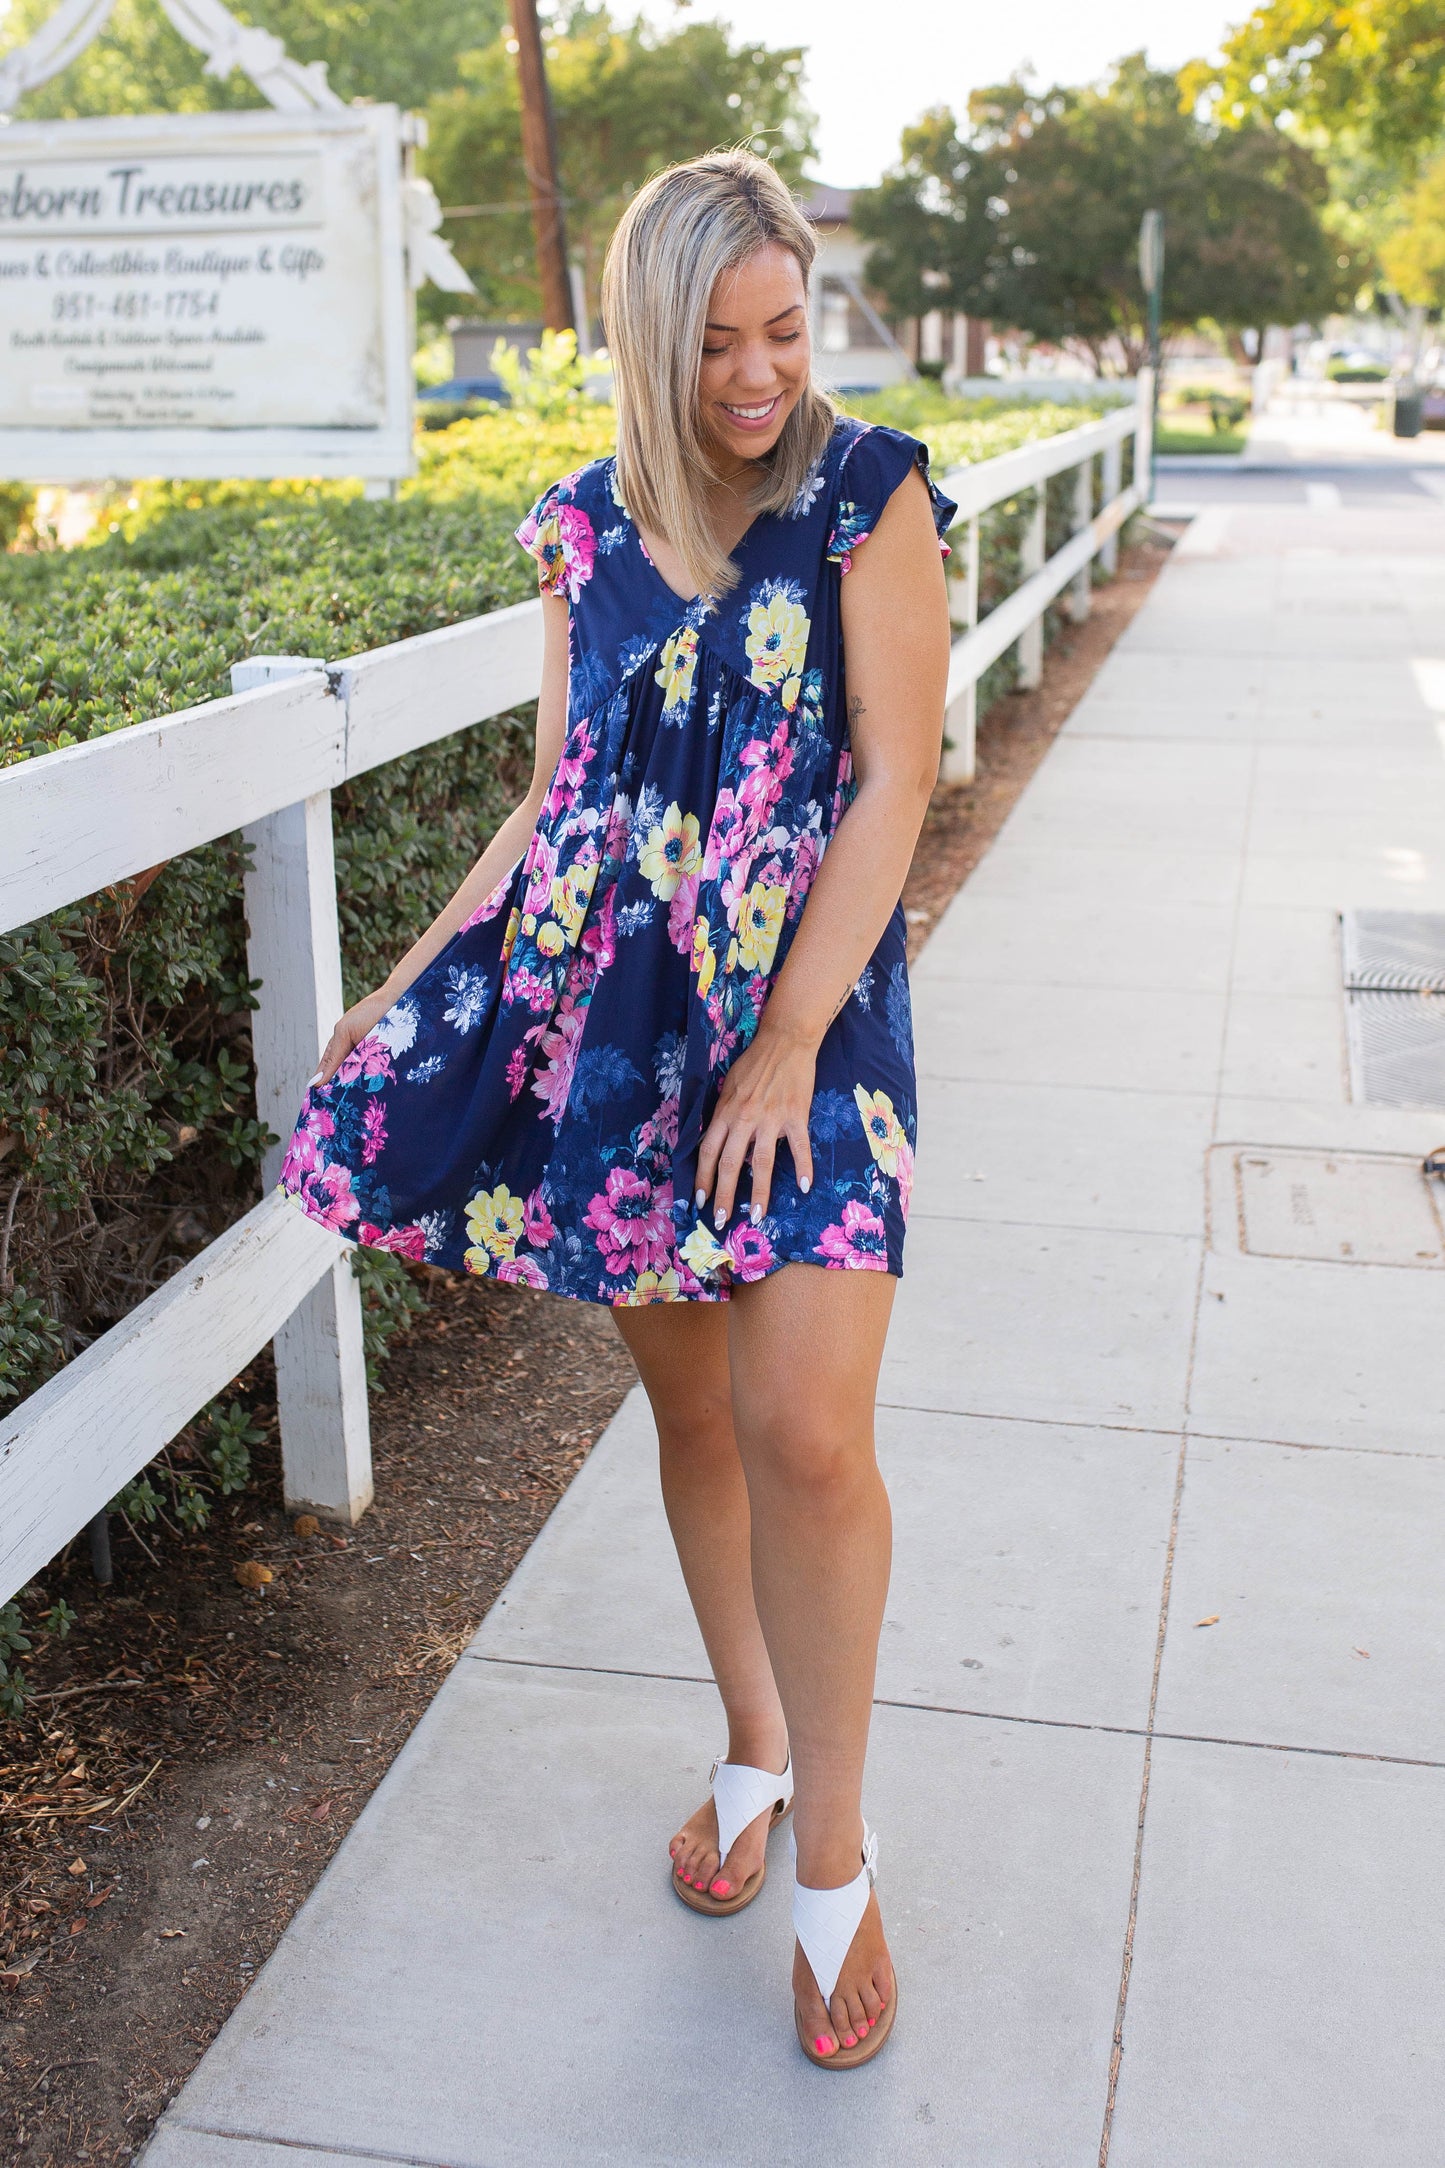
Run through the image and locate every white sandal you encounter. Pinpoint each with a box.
[792,1824,897,2068]
[671,1750,793,1916]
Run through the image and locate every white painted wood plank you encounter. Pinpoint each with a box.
[273,1257,374,1525]
[0,1191,342,1604]
[337,599,545,778]
[243,788,345,1188]
[0,671,341,935]
[1018,490,1048,690]
[945,484,1139,706]
[938,403,1136,525]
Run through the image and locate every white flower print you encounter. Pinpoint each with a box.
[419,1209,453,1256]
[617,900,655,936]
[788,459,826,517]
[443,965,490,1033]
[405,1054,448,1084]
[374,997,419,1056]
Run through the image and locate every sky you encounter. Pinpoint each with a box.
[634,0,1249,187]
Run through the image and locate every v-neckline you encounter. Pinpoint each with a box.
[626,484,766,614]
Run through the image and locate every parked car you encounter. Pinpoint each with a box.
[1326,347,1390,383]
[418,375,509,406]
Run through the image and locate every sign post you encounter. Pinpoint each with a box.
[1137,207,1163,505]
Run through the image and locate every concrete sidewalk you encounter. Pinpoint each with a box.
[144,496,1445,2167]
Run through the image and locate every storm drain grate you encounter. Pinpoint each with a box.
[1340,910,1445,1107]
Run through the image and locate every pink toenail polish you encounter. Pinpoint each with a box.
[815,2037,833,2054]
[711,1879,730,1895]
[843,2035,856,2048]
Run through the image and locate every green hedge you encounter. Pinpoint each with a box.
[0,391,1116,1441]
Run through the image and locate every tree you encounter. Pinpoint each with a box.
[850,108,1010,322]
[1189,2,1445,171]
[0,0,506,116]
[422,5,815,322]
[858,59,1349,372]
[1380,152,1445,308]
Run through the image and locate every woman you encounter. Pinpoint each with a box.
[282,149,954,2070]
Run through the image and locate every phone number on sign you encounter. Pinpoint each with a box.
[51,287,222,322]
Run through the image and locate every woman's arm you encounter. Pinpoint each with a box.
[696,467,950,1225]
[309,592,571,1087]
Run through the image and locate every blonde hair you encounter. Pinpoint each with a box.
[601,148,837,601]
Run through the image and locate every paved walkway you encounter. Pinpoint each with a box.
[144,491,1445,2166]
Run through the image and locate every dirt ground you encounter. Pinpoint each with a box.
[0,532,1173,2164]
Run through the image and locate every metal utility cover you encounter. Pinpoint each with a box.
[1339,911,1445,1106]
[1230,1148,1445,1268]
[1340,909,1445,993]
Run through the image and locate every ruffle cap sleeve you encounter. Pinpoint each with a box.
[514,466,599,602]
[827,423,959,574]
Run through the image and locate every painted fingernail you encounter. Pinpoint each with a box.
[799,1175,811,1193]
[714,1207,725,1229]
[748,1202,762,1225]
[694,1188,706,1209]
[307,1072,324,1088]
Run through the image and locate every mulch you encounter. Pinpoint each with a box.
[0,532,1174,2164]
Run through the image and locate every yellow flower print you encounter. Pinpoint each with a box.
[692,915,716,998]
[655,625,700,714]
[550,859,594,940]
[736,881,786,975]
[853,1085,907,1176]
[724,936,739,975]
[623,1267,683,1305]
[463,1244,491,1277]
[536,920,565,956]
[744,587,809,691]
[681,1222,730,1278]
[780,673,802,712]
[500,905,521,962]
[638,801,702,900]
[465,1183,524,1260]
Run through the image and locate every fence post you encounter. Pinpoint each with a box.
[941,513,980,783]
[234,656,374,1527]
[1017,488,1046,690]
[1067,457,1093,623]
[1101,436,1123,575]
[1135,366,1155,511]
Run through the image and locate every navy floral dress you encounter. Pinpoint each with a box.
[279,417,957,1305]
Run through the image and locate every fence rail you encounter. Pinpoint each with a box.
[0,380,1150,1605]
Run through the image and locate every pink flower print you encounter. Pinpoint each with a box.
[667,871,700,957]
[895,1135,915,1221]
[505,1038,532,1100]
[581,886,616,971]
[334,1034,395,1089]
[523,1187,556,1246]
[584,1168,673,1276]
[522,832,559,917]
[303,1160,361,1233]
[459,864,517,933]
[725,1222,775,1281]
[737,720,795,824]
[359,1220,427,1261]
[702,788,745,881]
[543,719,596,819]
[360,1098,387,1166]
[790,830,822,911]
[497,1255,549,1288]
[522,497,597,602]
[816,1199,888,1270]
[533,994,587,1126]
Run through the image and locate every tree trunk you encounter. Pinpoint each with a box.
[507,0,574,333]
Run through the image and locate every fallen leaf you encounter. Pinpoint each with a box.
[293,1514,319,1539]
[0,1952,42,1983]
[67,1858,87,1876]
[233,1561,273,1590]
[85,1886,114,1910]
[69,1918,85,1936]
[328,1534,348,1551]
[1354,1647,1370,1658]
[310,1798,333,1822]
[1194,1614,1220,1628]
[159,1928,186,1940]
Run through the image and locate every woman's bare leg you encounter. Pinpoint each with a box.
[612,1302,789,1898]
[727,1263,896,2057]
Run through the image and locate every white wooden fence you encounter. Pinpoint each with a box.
[0,381,1149,1604]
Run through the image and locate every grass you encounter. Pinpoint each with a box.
[1154,427,1246,456]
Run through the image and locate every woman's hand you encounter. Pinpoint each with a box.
[694,1026,817,1228]
[310,989,394,1091]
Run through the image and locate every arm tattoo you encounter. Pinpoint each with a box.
[847,693,866,731]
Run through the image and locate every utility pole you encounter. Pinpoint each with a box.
[1138,207,1164,502]
[507,0,575,334]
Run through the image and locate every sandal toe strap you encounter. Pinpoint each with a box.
[790,1824,878,2008]
[710,1751,794,1865]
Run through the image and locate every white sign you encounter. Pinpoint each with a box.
[0,106,414,478]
